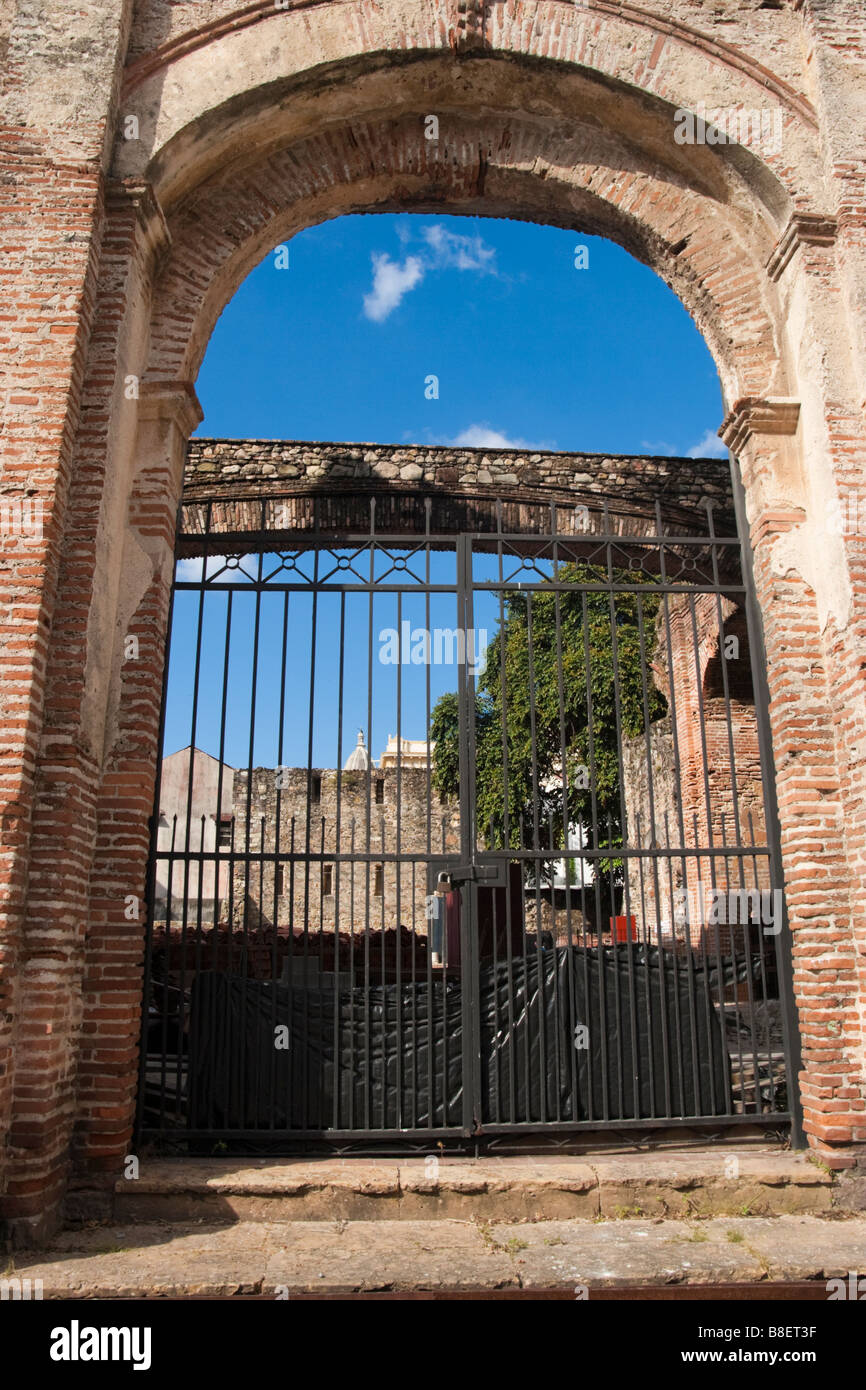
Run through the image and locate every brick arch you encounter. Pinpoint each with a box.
[144,106,786,405]
[116,0,821,217]
[703,608,753,704]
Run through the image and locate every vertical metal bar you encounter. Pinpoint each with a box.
[176,540,210,1124]
[552,569,580,1122]
[395,586,403,1128]
[457,533,481,1134]
[604,530,639,1120]
[424,514,435,1128]
[495,515,518,1124]
[238,546,265,1132]
[348,815,356,1131]
[363,525,375,1132]
[580,588,607,1121]
[301,546,320,1130]
[332,591,346,1130]
[211,583,234,1133]
[525,588,548,1123]
[270,589,290,1131]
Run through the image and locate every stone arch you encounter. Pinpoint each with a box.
[144,107,786,406]
[127,27,818,407]
[107,14,855,1180]
[117,0,821,214]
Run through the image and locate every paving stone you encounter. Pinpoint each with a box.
[11,1215,866,1299]
[723,1216,866,1280]
[487,1218,765,1287]
[262,1219,516,1293]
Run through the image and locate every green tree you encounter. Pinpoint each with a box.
[430,562,666,886]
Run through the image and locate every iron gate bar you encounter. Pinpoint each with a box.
[137,486,799,1151]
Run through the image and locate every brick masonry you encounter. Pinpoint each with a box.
[1,0,866,1242]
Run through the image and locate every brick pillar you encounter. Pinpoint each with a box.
[71,382,200,1207]
[722,398,866,1163]
[782,7,866,1159]
[0,0,133,1241]
[0,189,180,1243]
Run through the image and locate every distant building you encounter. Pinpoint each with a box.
[378,734,433,769]
[152,737,460,932]
[154,747,235,923]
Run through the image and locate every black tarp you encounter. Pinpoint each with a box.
[188,971,464,1131]
[481,947,732,1123]
[187,946,731,1131]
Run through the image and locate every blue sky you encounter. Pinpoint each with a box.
[165,214,728,771]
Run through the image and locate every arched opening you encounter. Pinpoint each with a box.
[135,207,797,1147]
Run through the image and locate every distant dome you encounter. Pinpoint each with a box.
[343,729,370,772]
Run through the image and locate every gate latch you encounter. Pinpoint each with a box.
[446,863,506,887]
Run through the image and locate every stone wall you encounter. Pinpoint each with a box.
[185,439,734,528]
[623,717,680,939]
[230,765,460,933]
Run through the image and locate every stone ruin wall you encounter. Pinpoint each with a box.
[184,439,736,530]
[231,765,461,934]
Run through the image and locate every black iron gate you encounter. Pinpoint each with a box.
[138,485,801,1150]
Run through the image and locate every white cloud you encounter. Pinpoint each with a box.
[687,429,728,459]
[448,424,557,451]
[363,253,424,322]
[362,223,497,321]
[451,425,531,449]
[421,225,496,273]
[641,439,678,457]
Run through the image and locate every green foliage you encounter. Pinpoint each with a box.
[431,562,666,880]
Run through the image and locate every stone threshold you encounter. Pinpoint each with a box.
[8,1214,865,1299]
[100,1149,837,1225]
